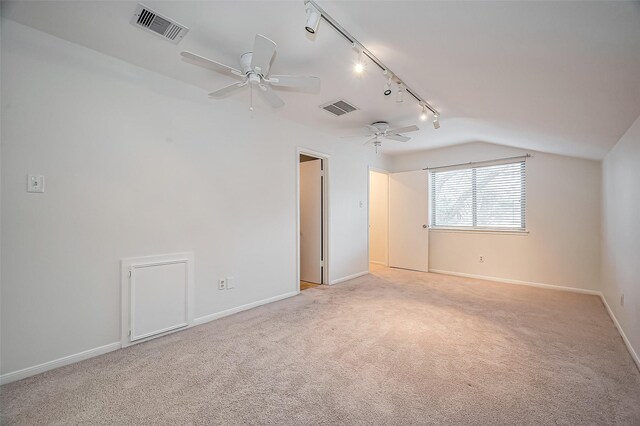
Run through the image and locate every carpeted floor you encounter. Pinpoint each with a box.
[2,265,639,425]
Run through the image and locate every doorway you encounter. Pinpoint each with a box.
[298,150,328,291]
[369,169,430,273]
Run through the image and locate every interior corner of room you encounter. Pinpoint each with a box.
[1,1,639,423]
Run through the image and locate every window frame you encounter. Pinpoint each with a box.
[429,159,527,233]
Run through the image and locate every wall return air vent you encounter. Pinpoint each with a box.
[320,100,358,117]
[131,4,189,44]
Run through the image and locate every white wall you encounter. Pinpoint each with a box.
[0,20,390,377]
[368,171,388,265]
[391,142,601,291]
[601,114,640,364]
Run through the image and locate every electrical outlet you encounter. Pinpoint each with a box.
[218,278,226,290]
[621,294,624,307]
[27,174,45,193]
[226,277,235,289]
[479,256,485,263]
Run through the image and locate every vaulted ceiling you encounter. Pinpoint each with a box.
[3,1,640,159]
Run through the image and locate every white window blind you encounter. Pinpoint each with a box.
[430,159,526,230]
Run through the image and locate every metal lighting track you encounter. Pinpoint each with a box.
[306,0,440,117]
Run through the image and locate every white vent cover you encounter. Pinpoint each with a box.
[320,99,358,117]
[131,4,189,44]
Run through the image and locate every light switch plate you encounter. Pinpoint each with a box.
[27,175,45,193]
[226,277,235,289]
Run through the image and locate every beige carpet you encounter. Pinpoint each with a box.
[2,265,639,425]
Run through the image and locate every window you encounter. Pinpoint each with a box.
[430,159,526,231]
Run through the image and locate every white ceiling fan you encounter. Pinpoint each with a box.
[181,34,320,110]
[361,121,420,152]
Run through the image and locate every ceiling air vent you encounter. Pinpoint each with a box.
[320,99,358,117]
[131,4,189,44]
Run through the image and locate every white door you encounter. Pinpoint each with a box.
[388,170,429,272]
[300,159,322,283]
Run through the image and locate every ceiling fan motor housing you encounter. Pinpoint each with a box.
[240,52,254,75]
[371,121,390,133]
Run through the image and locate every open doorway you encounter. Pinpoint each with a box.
[369,169,389,268]
[298,150,328,291]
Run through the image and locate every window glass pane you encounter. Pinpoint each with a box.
[475,163,523,228]
[430,160,525,230]
[432,168,473,227]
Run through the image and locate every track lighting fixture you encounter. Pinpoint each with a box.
[396,84,404,103]
[420,105,428,121]
[303,0,441,126]
[304,2,321,34]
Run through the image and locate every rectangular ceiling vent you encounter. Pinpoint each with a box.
[131,4,189,44]
[320,100,358,117]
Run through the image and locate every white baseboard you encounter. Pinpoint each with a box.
[599,294,640,371]
[0,342,121,385]
[330,271,369,285]
[429,268,639,370]
[1,292,299,385]
[193,291,299,326]
[429,269,601,296]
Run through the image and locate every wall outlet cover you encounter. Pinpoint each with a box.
[218,279,226,290]
[27,175,45,193]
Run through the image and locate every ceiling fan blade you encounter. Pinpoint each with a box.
[366,125,380,134]
[181,51,244,78]
[386,134,411,142]
[250,34,277,75]
[208,81,247,98]
[388,125,419,134]
[259,85,285,108]
[363,137,377,146]
[268,75,320,90]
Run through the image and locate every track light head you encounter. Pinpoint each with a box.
[433,113,441,129]
[396,84,404,103]
[420,106,428,121]
[352,43,365,74]
[383,71,393,96]
[305,2,321,34]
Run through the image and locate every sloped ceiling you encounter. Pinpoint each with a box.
[2,1,640,159]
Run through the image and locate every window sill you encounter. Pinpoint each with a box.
[429,227,529,236]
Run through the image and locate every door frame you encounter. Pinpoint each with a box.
[367,166,390,272]
[296,147,330,291]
